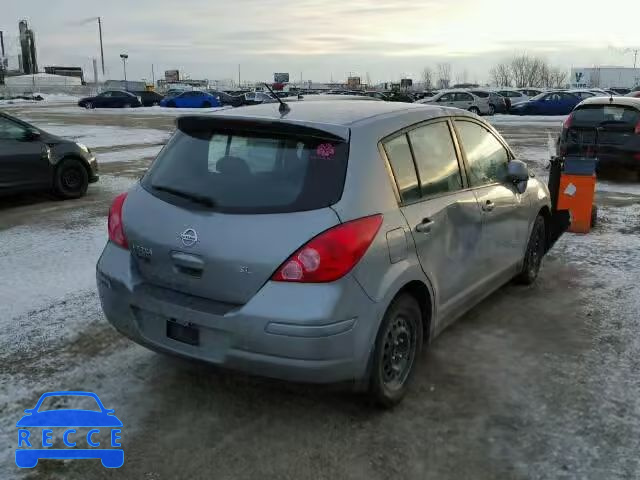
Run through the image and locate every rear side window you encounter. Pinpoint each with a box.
[408,122,463,197]
[142,127,348,214]
[383,135,420,203]
[471,91,489,98]
[456,120,510,186]
[572,105,640,127]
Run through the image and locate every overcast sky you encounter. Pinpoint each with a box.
[1,0,639,84]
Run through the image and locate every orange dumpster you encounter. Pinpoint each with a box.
[556,157,597,234]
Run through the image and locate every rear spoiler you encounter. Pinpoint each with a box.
[176,115,350,142]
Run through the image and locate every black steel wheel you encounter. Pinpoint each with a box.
[53,158,89,199]
[517,215,546,284]
[369,294,423,407]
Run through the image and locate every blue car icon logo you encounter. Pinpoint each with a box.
[16,391,123,468]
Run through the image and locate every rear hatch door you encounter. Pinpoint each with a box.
[126,116,350,305]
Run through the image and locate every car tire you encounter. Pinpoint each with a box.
[591,205,598,228]
[488,104,496,115]
[168,100,176,108]
[152,101,159,106]
[123,103,131,108]
[369,293,423,408]
[469,106,480,115]
[517,215,546,285]
[85,102,93,109]
[53,158,89,199]
[202,101,212,108]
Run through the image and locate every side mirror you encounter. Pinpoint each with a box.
[25,129,40,141]
[508,159,529,183]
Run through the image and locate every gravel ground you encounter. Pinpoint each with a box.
[1,105,639,480]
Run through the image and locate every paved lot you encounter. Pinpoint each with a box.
[1,104,639,480]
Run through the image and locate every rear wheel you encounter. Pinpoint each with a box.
[152,101,159,106]
[369,294,423,408]
[53,158,89,199]
[517,215,546,284]
[469,106,480,115]
[167,100,176,108]
[123,103,131,108]
[85,102,93,109]
[202,101,212,108]
[488,104,496,115]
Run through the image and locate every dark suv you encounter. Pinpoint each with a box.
[557,97,640,178]
[0,112,99,197]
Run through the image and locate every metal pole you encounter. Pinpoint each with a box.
[151,64,155,86]
[122,58,127,90]
[0,31,4,57]
[238,64,241,86]
[98,17,105,76]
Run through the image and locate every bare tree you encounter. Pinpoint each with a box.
[437,62,451,89]
[421,67,433,90]
[490,63,511,87]
[549,68,568,88]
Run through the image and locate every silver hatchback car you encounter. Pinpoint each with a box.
[97,101,553,406]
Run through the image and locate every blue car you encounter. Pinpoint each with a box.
[16,391,123,468]
[510,92,581,115]
[160,90,221,108]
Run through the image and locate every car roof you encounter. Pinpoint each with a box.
[577,96,640,109]
[201,101,457,140]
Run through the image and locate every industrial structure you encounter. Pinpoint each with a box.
[570,67,640,89]
[18,20,38,74]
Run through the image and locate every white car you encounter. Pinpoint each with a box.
[517,88,544,99]
[417,90,491,115]
[494,89,529,106]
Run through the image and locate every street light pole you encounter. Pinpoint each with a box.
[120,53,128,90]
[98,17,105,76]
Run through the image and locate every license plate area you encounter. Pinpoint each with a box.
[166,320,200,346]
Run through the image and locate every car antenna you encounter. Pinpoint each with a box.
[263,82,290,115]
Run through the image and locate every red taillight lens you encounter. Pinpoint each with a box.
[634,121,640,135]
[563,113,574,129]
[271,214,383,283]
[108,192,128,249]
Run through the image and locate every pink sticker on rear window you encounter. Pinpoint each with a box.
[316,143,336,159]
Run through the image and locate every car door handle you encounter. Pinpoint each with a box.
[415,219,435,234]
[482,200,495,212]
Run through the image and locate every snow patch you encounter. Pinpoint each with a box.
[41,124,171,149]
[98,145,164,163]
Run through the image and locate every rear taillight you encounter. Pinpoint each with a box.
[563,113,574,129]
[635,121,640,135]
[271,214,383,283]
[108,192,128,249]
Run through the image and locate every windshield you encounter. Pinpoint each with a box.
[142,125,349,213]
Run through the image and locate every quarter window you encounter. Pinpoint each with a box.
[456,120,510,186]
[408,122,463,197]
[383,135,420,203]
[0,117,28,140]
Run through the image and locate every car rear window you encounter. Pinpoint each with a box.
[471,91,489,98]
[141,122,349,214]
[572,105,640,127]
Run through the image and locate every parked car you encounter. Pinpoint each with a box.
[0,112,98,198]
[557,96,640,178]
[611,88,631,95]
[469,89,508,114]
[510,92,581,115]
[517,88,544,98]
[78,90,142,109]
[236,91,278,106]
[97,101,558,406]
[159,91,221,108]
[134,91,164,107]
[567,89,599,100]
[417,90,491,115]
[207,90,244,107]
[495,89,529,106]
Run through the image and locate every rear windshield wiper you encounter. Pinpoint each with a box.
[152,184,216,208]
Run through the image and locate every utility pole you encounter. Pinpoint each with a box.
[151,64,155,86]
[120,53,128,90]
[98,17,105,76]
[238,64,241,87]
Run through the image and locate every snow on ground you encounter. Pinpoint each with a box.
[33,123,170,149]
[488,114,567,127]
[0,93,82,105]
[27,105,232,116]
[98,145,164,163]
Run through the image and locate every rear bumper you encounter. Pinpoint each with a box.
[96,243,381,384]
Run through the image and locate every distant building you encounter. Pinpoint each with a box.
[570,67,640,89]
[4,73,82,88]
[44,66,84,84]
